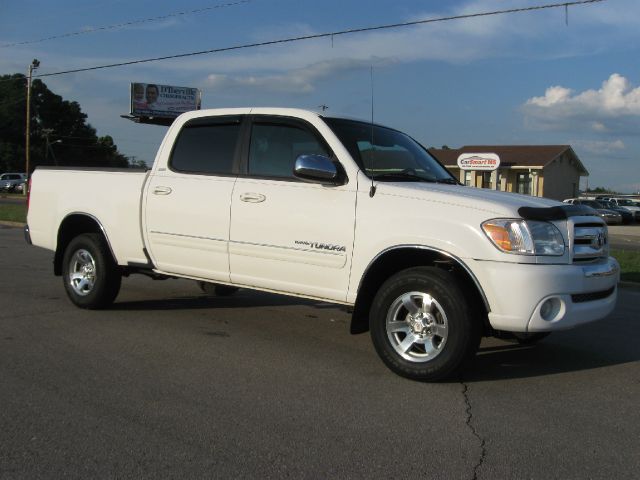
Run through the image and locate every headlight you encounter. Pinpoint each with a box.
[482,219,565,256]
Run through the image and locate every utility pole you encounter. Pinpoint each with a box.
[25,59,40,195]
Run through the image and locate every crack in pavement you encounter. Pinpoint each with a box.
[462,382,487,480]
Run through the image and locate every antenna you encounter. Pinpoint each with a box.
[369,65,377,198]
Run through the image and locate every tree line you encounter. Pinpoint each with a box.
[0,73,131,173]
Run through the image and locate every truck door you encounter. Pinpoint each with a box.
[229,116,356,302]
[144,115,243,281]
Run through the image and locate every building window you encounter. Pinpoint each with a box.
[516,172,531,195]
[464,170,472,186]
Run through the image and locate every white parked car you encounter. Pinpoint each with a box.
[25,108,619,381]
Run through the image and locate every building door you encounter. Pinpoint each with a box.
[516,172,532,195]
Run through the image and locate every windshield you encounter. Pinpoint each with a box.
[324,118,456,183]
[581,200,604,209]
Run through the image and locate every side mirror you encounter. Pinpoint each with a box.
[293,154,342,185]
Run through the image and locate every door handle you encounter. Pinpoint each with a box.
[240,193,266,203]
[153,186,172,195]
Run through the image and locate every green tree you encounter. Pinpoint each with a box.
[586,186,615,194]
[0,73,128,173]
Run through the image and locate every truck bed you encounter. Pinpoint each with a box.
[28,167,150,266]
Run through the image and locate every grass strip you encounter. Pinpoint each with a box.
[611,249,640,283]
[0,203,27,223]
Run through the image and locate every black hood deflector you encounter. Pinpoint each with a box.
[518,204,596,221]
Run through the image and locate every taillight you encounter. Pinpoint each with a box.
[26,177,32,212]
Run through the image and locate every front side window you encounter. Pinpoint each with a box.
[581,200,604,209]
[248,123,328,179]
[324,118,455,183]
[170,120,241,175]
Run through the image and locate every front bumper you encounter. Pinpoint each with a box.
[469,257,619,333]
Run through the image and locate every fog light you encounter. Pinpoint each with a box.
[540,298,561,321]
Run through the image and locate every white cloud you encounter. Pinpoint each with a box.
[3,0,638,94]
[573,139,625,155]
[184,0,640,95]
[523,74,640,133]
[205,57,394,94]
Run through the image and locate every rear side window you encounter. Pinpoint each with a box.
[248,123,328,179]
[170,121,240,175]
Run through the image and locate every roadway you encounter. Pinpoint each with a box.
[1,225,639,479]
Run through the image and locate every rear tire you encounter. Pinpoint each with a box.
[62,233,121,309]
[369,267,480,381]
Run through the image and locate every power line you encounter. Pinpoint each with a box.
[0,0,256,49]
[29,0,604,80]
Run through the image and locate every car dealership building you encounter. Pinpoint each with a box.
[428,145,589,201]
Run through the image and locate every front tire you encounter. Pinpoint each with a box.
[62,233,121,309]
[369,267,480,381]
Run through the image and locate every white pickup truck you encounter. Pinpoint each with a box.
[25,108,619,380]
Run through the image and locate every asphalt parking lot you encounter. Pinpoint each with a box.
[609,225,640,251]
[1,225,639,479]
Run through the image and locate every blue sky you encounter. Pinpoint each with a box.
[1,0,639,192]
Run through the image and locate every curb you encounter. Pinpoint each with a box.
[619,281,640,291]
[0,221,26,228]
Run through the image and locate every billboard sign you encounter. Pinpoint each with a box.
[130,82,201,118]
[457,153,500,171]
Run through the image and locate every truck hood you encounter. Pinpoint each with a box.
[376,182,561,217]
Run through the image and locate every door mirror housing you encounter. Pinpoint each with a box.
[293,154,343,185]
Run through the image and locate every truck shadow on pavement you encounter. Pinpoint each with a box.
[460,329,639,382]
[111,284,638,382]
[110,290,336,312]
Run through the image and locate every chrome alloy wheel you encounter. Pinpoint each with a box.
[68,249,97,296]
[386,291,449,362]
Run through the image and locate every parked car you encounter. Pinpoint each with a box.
[603,197,640,220]
[598,200,634,224]
[562,199,622,225]
[0,173,27,193]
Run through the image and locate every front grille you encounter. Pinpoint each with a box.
[571,287,615,303]
[572,222,608,263]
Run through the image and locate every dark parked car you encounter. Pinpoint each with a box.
[562,198,622,225]
[598,200,634,224]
